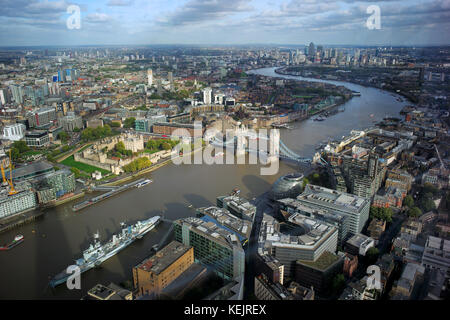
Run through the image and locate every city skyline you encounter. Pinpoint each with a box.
[1,0,450,47]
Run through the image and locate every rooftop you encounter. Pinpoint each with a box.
[258,212,337,251]
[277,197,346,224]
[175,216,243,249]
[25,130,48,137]
[5,161,54,181]
[297,184,369,214]
[84,283,131,300]
[135,241,191,275]
[297,251,341,271]
[217,194,256,219]
[426,236,450,252]
[401,263,425,282]
[346,233,374,248]
[197,206,252,240]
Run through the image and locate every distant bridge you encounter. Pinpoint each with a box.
[209,130,327,165]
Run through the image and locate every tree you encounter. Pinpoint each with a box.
[366,247,380,265]
[81,127,94,142]
[423,183,439,196]
[12,140,29,153]
[150,93,162,99]
[10,147,20,161]
[103,124,112,136]
[58,131,69,143]
[404,195,414,208]
[70,167,81,178]
[116,141,126,153]
[370,206,393,223]
[146,140,158,150]
[122,157,152,173]
[302,177,309,189]
[81,125,112,142]
[123,117,136,129]
[408,206,422,218]
[61,145,71,153]
[161,142,171,150]
[331,274,346,295]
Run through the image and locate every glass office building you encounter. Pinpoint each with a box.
[173,217,245,281]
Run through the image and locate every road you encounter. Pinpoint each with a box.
[376,212,407,254]
[244,191,272,299]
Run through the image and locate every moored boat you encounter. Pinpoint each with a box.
[0,235,24,251]
[136,179,153,188]
[49,216,161,287]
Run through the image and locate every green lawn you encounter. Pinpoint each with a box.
[61,155,110,175]
[142,149,160,154]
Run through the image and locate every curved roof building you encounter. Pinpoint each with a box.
[269,173,304,200]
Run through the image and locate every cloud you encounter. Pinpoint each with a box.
[158,0,253,26]
[107,0,135,6]
[0,0,70,19]
[85,13,113,23]
[0,0,449,46]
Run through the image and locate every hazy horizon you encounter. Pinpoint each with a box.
[1,0,450,47]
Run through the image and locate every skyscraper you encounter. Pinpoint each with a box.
[168,71,173,89]
[147,69,153,87]
[9,84,24,105]
[0,88,10,105]
[308,42,315,59]
[202,87,212,105]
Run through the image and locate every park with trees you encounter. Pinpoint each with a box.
[81,124,114,142]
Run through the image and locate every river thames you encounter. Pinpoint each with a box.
[0,67,411,299]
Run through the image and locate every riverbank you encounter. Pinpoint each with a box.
[45,191,86,207]
[0,191,86,234]
[274,66,416,104]
[98,146,205,187]
[0,207,44,234]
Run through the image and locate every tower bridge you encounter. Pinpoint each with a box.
[208,127,327,166]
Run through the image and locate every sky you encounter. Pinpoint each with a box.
[0,0,449,47]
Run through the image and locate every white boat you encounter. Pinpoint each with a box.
[136,179,152,188]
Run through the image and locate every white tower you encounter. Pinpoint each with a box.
[203,87,212,105]
[147,69,153,87]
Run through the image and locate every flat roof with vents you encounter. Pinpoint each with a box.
[135,241,191,275]
[297,184,369,214]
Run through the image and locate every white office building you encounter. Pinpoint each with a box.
[214,93,225,105]
[202,87,212,105]
[147,69,153,87]
[258,212,338,281]
[0,189,37,219]
[2,123,26,141]
[296,185,371,240]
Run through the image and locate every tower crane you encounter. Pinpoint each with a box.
[7,149,17,195]
[0,163,8,186]
[434,144,446,171]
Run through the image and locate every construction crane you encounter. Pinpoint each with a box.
[7,149,16,195]
[0,163,8,186]
[434,144,446,171]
